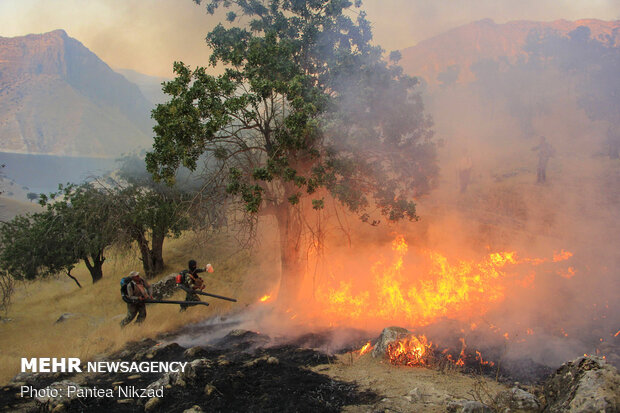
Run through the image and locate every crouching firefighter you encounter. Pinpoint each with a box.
[120,271,153,327]
[177,259,213,311]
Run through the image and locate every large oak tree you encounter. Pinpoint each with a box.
[147,0,438,300]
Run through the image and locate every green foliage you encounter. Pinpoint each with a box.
[0,183,116,283]
[115,156,197,277]
[148,0,437,225]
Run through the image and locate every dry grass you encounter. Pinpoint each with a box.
[0,231,275,384]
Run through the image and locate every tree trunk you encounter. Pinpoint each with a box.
[275,204,303,303]
[136,232,156,279]
[151,230,165,275]
[83,252,104,283]
[135,231,165,279]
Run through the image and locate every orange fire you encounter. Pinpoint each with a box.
[387,335,431,366]
[315,235,573,329]
[259,294,272,303]
[358,341,373,355]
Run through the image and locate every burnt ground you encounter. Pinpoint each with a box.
[0,328,378,413]
[1,313,603,413]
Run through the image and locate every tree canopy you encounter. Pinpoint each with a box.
[146,0,438,298]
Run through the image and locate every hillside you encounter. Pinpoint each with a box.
[400,19,620,84]
[0,30,154,157]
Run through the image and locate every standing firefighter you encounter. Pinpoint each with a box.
[532,136,555,183]
[177,260,213,311]
[120,271,153,327]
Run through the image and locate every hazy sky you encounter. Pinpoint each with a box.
[1,0,618,77]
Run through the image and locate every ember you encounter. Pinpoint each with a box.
[259,294,272,302]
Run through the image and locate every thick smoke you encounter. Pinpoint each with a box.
[237,24,620,369]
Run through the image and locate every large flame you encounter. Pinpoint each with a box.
[314,234,572,329]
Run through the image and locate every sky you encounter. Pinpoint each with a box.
[0,0,619,78]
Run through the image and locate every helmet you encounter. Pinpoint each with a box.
[188,260,197,271]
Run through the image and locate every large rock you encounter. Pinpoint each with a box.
[371,326,411,358]
[151,274,179,299]
[543,355,620,412]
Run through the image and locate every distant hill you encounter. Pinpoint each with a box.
[115,68,170,106]
[400,19,620,85]
[0,30,154,157]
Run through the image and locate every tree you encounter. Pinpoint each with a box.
[0,183,117,285]
[113,156,195,278]
[146,0,437,300]
[27,192,39,202]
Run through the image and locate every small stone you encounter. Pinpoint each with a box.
[184,346,205,358]
[117,398,134,404]
[127,374,141,380]
[205,383,217,396]
[111,381,123,386]
[145,397,161,412]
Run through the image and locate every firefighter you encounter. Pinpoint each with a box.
[120,271,153,327]
[532,136,555,183]
[179,260,213,311]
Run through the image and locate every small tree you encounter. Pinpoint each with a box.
[146,0,437,300]
[0,184,118,285]
[113,156,195,278]
[26,192,39,202]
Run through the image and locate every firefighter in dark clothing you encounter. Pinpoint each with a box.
[179,260,213,311]
[120,271,153,327]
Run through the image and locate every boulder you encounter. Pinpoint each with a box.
[543,355,620,412]
[371,326,411,358]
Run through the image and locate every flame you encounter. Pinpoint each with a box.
[259,294,272,303]
[314,235,572,329]
[614,330,620,337]
[558,267,576,279]
[553,250,573,262]
[358,341,373,355]
[387,335,431,366]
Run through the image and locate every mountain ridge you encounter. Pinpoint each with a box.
[0,30,154,157]
[399,18,620,84]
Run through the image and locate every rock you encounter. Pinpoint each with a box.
[51,403,67,413]
[447,400,494,413]
[407,387,423,402]
[543,355,620,412]
[371,326,411,358]
[266,356,279,365]
[184,346,208,359]
[127,374,141,380]
[183,405,203,413]
[146,358,211,393]
[495,387,540,412]
[205,383,218,396]
[34,380,84,407]
[144,396,161,411]
[151,274,179,299]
